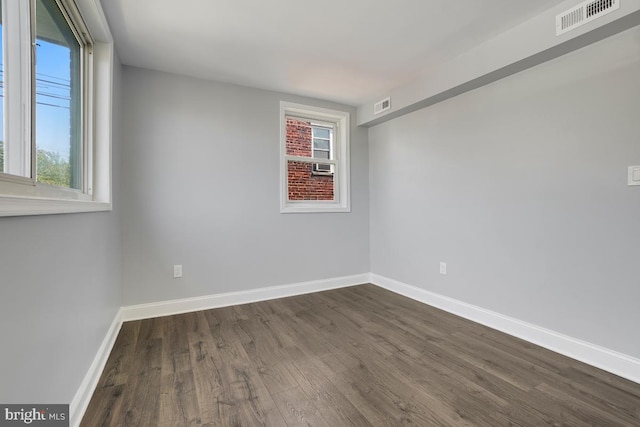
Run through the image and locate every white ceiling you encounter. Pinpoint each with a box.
[101,0,561,106]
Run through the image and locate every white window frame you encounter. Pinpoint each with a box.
[280,101,350,213]
[0,0,113,217]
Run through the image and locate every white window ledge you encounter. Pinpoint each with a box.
[0,196,111,217]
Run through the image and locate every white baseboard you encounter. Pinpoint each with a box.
[121,273,370,322]
[370,274,640,385]
[69,308,123,427]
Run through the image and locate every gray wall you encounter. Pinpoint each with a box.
[0,60,123,402]
[120,67,369,305]
[369,27,640,358]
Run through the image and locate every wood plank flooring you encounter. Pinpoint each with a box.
[81,284,640,426]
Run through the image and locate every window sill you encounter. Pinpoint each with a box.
[0,195,111,217]
[281,201,350,214]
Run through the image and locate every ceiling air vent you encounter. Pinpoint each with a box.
[373,97,391,115]
[556,0,620,35]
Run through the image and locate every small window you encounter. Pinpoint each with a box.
[280,102,350,213]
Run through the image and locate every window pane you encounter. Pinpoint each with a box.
[287,160,334,201]
[313,150,330,160]
[312,127,330,139]
[285,117,312,157]
[35,0,82,189]
[0,4,4,174]
[313,138,330,151]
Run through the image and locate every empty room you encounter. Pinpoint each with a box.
[1,0,639,426]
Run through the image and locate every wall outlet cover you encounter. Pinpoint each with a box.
[439,262,447,275]
[628,166,640,186]
[173,264,183,278]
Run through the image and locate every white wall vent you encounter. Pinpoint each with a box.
[556,0,620,35]
[373,97,391,115]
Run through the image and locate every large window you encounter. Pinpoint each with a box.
[280,102,350,213]
[0,0,113,216]
[0,3,4,175]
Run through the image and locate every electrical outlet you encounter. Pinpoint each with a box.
[173,264,183,278]
[439,262,447,275]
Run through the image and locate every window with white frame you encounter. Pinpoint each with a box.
[280,102,350,213]
[0,0,113,216]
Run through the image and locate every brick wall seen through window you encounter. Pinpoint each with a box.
[285,118,334,201]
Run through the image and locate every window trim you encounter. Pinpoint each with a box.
[280,102,350,213]
[0,0,113,217]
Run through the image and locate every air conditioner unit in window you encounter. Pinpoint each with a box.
[313,163,333,174]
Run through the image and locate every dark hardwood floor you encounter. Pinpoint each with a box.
[81,284,640,426]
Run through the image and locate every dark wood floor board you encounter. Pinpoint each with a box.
[244,301,299,349]
[278,296,454,425]
[135,317,166,345]
[82,284,640,426]
[79,384,126,427]
[333,345,473,426]
[252,360,299,397]
[255,301,317,352]
[267,301,342,359]
[161,315,193,376]
[328,373,425,426]
[80,322,140,427]
[388,346,508,408]
[311,292,369,330]
[341,285,489,335]
[453,330,629,416]
[321,287,451,341]
[232,306,297,374]
[271,386,331,427]
[564,363,640,399]
[387,350,538,427]
[238,315,300,396]
[430,335,540,392]
[187,328,225,424]
[295,291,434,370]
[334,368,466,427]
[202,307,247,349]
[103,321,140,387]
[448,331,562,389]
[209,337,287,426]
[312,291,435,358]
[159,369,201,426]
[290,300,399,363]
[286,347,373,426]
[412,335,558,426]
[157,313,202,425]
[119,337,163,426]
[232,304,300,393]
[461,329,640,426]
[470,327,574,375]
[533,382,637,427]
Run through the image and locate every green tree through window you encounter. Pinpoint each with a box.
[36,148,71,187]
